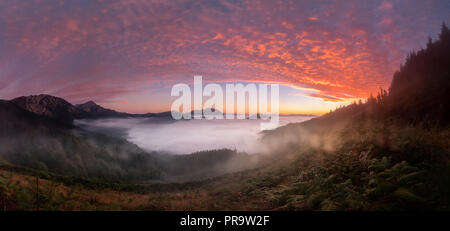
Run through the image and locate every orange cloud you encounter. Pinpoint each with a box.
[0,0,448,113]
[303,93,344,102]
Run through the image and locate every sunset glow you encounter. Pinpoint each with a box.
[1,0,449,114]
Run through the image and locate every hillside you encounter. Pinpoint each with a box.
[0,100,163,181]
[0,99,258,183]
[253,23,450,210]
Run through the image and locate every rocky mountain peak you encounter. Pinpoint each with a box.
[10,94,77,124]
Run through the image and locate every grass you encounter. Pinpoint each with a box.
[1,119,449,211]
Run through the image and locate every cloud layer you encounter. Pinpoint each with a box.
[0,0,449,111]
[75,115,314,154]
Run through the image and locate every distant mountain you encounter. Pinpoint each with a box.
[0,99,163,180]
[9,94,278,123]
[74,100,130,119]
[142,111,173,118]
[8,94,176,123]
[0,97,256,182]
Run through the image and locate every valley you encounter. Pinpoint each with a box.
[1,24,450,211]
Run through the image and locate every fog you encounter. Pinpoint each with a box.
[75,115,315,154]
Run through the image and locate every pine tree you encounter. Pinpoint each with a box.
[439,22,449,40]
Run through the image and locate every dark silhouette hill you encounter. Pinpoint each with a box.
[386,23,450,126]
[0,99,256,182]
[74,100,130,119]
[0,99,163,181]
[9,94,175,122]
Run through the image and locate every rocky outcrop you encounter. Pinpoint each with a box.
[10,94,78,124]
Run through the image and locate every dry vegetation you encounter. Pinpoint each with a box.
[1,121,449,211]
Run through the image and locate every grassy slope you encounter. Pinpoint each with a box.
[0,99,259,183]
[1,121,448,211]
[0,116,449,211]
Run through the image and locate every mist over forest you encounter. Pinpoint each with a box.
[75,115,315,154]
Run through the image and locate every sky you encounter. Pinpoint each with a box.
[0,0,449,114]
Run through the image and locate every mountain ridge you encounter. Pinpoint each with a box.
[0,97,259,182]
[7,94,174,123]
[8,94,272,123]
